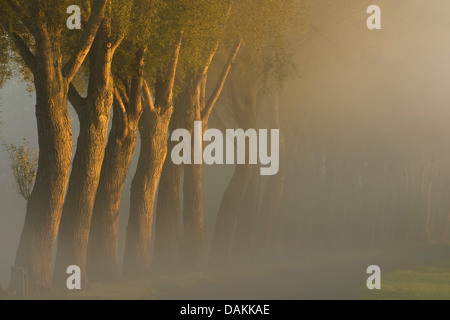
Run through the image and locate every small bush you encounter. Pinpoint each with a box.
[4,139,37,201]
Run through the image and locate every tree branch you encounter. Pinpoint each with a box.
[111,34,124,55]
[128,46,147,119]
[113,87,129,144]
[200,73,207,108]
[63,0,108,81]
[68,83,86,115]
[11,31,36,71]
[158,32,183,108]
[202,40,242,122]
[115,77,130,105]
[5,0,32,30]
[143,80,155,112]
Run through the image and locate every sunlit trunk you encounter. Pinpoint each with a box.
[54,19,114,286]
[123,104,172,277]
[87,49,146,282]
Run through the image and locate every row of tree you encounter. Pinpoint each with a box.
[0,0,302,292]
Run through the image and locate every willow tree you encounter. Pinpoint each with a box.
[0,30,11,87]
[152,0,239,272]
[0,0,107,291]
[209,0,302,267]
[54,0,132,286]
[87,0,184,281]
[122,0,185,278]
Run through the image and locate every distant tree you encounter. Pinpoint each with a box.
[209,0,303,267]
[153,0,236,273]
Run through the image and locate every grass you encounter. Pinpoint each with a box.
[360,260,450,300]
[28,273,218,300]
[4,245,449,300]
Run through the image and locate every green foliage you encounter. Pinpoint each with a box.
[229,0,307,91]
[3,139,37,201]
[0,30,12,87]
[178,0,230,73]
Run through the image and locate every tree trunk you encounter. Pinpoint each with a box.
[152,98,192,273]
[231,165,260,262]
[13,65,71,292]
[54,19,114,286]
[87,49,146,282]
[182,162,207,270]
[181,41,242,271]
[87,106,139,282]
[8,0,107,293]
[123,105,172,277]
[209,163,253,267]
[124,34,182,277]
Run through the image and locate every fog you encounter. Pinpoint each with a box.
[2,0,450,298]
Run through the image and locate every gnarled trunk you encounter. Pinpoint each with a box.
[7,0,107,293]
[87,104,139,282]
[54,19,115,286]
[87,49,146,282]
[14,58,71,292]
[152,98,191,273]
[123,105,172,277]
[128,36,182,275]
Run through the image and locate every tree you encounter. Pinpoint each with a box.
[88,0,184,281]
[0,0,108,292]
[152,0,237,272]
[207,0,301,267]
[54,0,130,286]
[86,46,147,282]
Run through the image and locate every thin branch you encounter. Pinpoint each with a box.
[159,32,183,108]
[143,80,155,112]
[11,31,36,71]
[202,40,242,122]
[128,46,147,118]
[113,87,129,144]
[200,73,207,108]
[111,34,125,54]
[5,0,32,30]
[115,80,130,106]
[63,0,108,81]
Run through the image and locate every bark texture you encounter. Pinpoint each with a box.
[152,90,193,273]
[54,17,118,286]
[9,0,107,292]
[87,48,146,282]
[124,35,182,277]
[123,106,172,277]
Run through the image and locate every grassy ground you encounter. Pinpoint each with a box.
[3,244,450,300]
[360,260,450,300]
